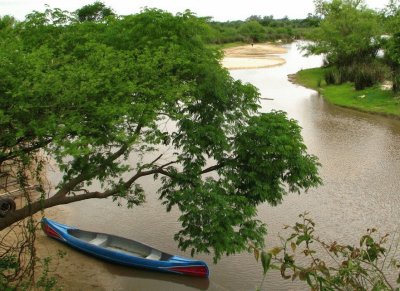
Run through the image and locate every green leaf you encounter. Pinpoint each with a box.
[261,251,272,275]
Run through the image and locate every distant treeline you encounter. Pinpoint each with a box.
[207,14,321,44]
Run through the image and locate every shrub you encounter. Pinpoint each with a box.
[324,61,389,90]
[254,213,400,291]
[354,61,389,90]
[393,69,400,93]
[324,67,341,85]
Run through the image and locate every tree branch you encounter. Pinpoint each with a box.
[0,162,171,230]
[52,143,129,199]
[201,162,225,174]
[0,138,53,164]
[0,151,227,230]
[53,123,144,199]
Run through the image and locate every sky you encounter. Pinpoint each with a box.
[0,0,390,21]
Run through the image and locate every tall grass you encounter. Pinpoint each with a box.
[324,61,390,90]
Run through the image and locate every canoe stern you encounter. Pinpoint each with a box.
[164,265,209,277]
[162,256,209,278]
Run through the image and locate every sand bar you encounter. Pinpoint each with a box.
[222,43,287,70]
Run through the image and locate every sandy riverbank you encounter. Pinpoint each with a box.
[0,161,118,290]
[35,206,119,290]
[0,205,117,290]
[222,43,287,70]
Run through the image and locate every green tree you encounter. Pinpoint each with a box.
[384,0,400,30]
[383,0,400,92]
[0,7,321,262]
[306,0,381,66]
[385,33,400,92]
[238,20,266,42]
[75,1,115,22]
[0,15,16,31]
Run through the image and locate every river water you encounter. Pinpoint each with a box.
[66,42,400,290]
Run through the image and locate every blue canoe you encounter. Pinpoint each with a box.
[41,218,209,278]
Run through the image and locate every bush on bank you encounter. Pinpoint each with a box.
[295,67,400,118]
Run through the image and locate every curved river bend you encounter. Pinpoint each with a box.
[66,42,400,290]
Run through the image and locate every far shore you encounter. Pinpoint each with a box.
[222,43,287,70]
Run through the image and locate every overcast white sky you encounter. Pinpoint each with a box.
[0,0,390,21]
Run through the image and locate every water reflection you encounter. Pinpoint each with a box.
[104,263,210,290]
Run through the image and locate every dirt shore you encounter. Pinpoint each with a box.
[222,43,287,70]
[36,206,120,291]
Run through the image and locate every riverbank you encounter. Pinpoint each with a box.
[222,43,287,70]
[0,205,113,290]
[291,67,400,119]
[36,206,119,290]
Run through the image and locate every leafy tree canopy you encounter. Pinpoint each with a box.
[238,20,266,42]
[0,5,321,261]
[306,0,382,66]
[75,1,115,22]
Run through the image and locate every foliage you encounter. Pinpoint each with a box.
[382,0,400,92]
[353,62,389,90]
[384,33,400,92]
[0,4,321,266]
[324,62,389,90]
[238,21,266,42]
[305,0,381,67]
[208,14,320,44]
[324,67,342,85]
[75,1,115,22]
[254,213,400,290]
[161,111,321,261]
[383,0,400,33]
[0,15,17,31]
[302,0,389,91]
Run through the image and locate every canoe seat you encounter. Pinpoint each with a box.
[89,235,108,246]
[146,249,162,261]
[105,246,139,256]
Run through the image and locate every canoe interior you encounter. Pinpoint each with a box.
[68,229,172,261]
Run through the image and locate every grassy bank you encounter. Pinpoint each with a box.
[295,68,400,118]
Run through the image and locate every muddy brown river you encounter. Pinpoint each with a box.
[63,42,400,290]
